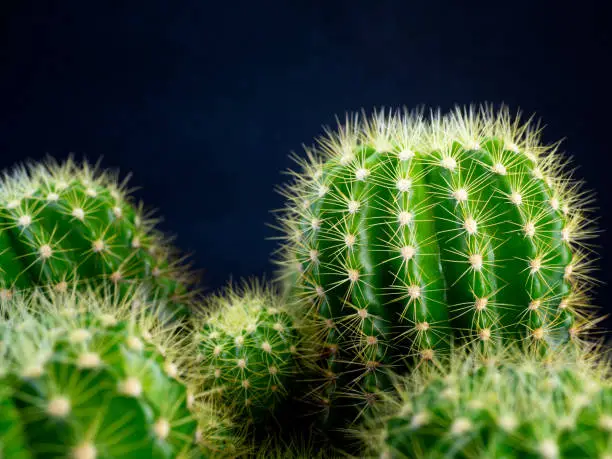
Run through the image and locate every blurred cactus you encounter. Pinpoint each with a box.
[362,345,612,458]
[0,286,238,458]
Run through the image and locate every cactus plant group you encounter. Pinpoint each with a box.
[274,105,598,426]
[362,345,612,458]
[0,103,606,458]
[0,158,196,319]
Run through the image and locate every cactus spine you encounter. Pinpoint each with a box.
[0,158,196,318]
[363,346,612,458]
[193,280,300,423]
[275,105,598,425]
[0,287,201,458]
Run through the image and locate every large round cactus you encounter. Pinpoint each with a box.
[193,280,300,423]
[362,345,612,458]
[0,287,202,458]
[275,105,598,425]
[0,157,196,318]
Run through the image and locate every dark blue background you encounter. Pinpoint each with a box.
[1,1,611,325]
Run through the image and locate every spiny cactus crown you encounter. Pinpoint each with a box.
[0,157,197,318]
[0,286,201,458]
[362,344,612,459]
[274,104,599,426]
[193,280,299,422]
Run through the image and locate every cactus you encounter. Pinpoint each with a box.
[274,105,599,426]
[362,345,612,458]
[0,157,196,319]
[193,280,300,423]
[0,286,202,458]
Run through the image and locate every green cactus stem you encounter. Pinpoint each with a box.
[274,105,599,427]
[362,345,612,458]
[0,157,197,319]
[0,286,201,458]
[0,381,31,458]
[193,280,300,423]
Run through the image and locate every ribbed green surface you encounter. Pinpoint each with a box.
[368,350,612,458]
[0,289,199,458]
[195,283,299,422]
[277,107,596,427]
[0,159,194,318]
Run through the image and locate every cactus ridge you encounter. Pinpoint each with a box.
[193,279,300,423]
[274,104,600,426]
[362,344,612,459]
[0,286,205,458]
[0,156,197,318]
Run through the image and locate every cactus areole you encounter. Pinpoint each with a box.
[275,105,597,425]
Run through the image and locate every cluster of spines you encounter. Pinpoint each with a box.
[193,280,300,423]
[253,435,338,459]
[0,286,206,458]
[362,344,612,459]
[191,400,250,458]
[273,104,600,425]
[0,156,197,318]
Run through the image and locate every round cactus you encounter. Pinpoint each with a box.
[362,345,612,458]
[193,280,300,423]
[0,287,200,458]
[274,105,599,426]
[0,157,197,319]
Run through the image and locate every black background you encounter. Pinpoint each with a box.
[1,1,611,328]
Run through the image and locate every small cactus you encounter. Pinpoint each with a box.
[0,157,197,318]
[193,280,300,423]
[362,345,612,458]
[0,286,200,458]
[274,105,599,426]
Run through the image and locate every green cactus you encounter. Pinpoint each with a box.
[274,105,599,426]
[362,345,612,458]
[0,157,196,319]
[193,280,300,423]
[0,287,202,458]
[0,381,30,458]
